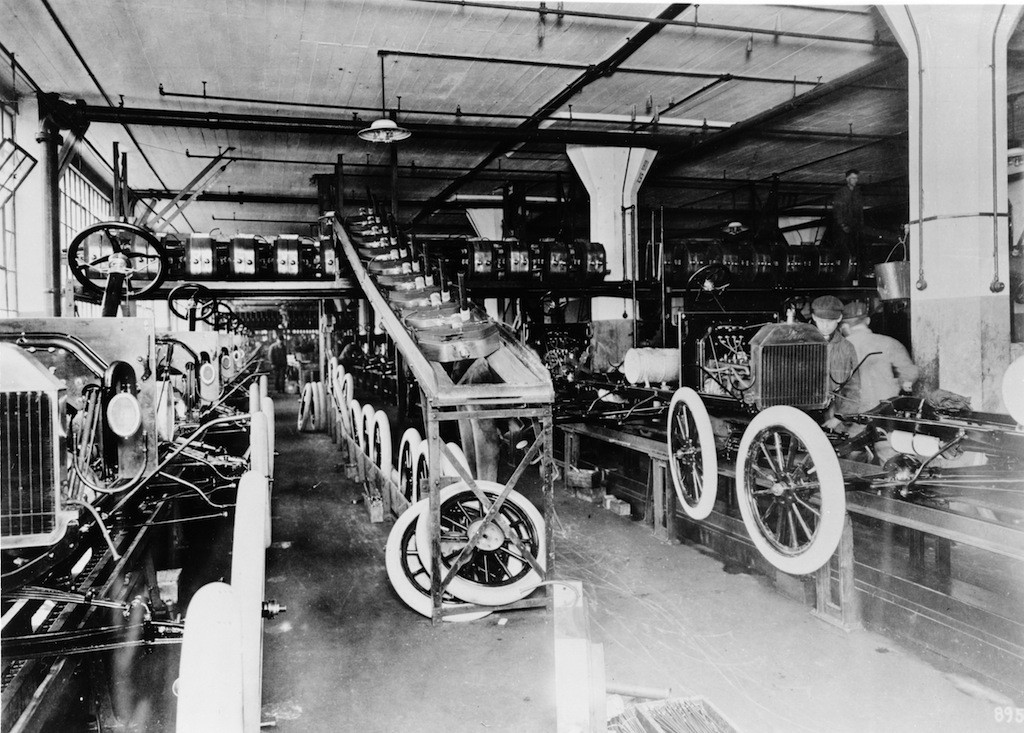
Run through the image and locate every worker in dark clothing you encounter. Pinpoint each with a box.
[810,295,861,433]
[268,331,288,393]
[831,169,864,252]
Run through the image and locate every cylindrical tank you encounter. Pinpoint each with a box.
[467,239,496,281]
[777,245,817,287]
[228,235,257,278]
[622,348,681,385]
[503,239,530,280]
[185,234,217,278]
[544,240,571,281]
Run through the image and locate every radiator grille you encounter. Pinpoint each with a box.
[1,391,57,538]
[757,342,829,409]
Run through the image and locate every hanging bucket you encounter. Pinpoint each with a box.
[875,261,911,301]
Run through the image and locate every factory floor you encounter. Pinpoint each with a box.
[262,393,1014,733]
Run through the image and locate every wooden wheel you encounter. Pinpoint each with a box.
[415,481,545,607]
[667,388,718,520]
[735,406,846,575]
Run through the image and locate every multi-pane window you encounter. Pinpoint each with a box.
[59,164,111,251]
[0,104,17,316]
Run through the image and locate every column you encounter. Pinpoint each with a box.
[879,5,1023,411]
[566,146,657,370]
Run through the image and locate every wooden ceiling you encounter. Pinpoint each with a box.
[0,2,1018,238]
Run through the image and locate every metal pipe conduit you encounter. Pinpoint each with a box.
[409,0,900,47]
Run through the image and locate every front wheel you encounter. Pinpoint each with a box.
[667,388,718,520]
[735,406,846,575]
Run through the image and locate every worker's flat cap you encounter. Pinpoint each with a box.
[842,300,869,322]
[811,295,844,319]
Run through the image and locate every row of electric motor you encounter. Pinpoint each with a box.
[664,237,859,289]
[296,358,546,621]
[152,232,343,281]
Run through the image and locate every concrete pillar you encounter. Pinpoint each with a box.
[465,208,503,321]
[879,5,1023,411]
[13,96,53,317]
[567,146,656,370]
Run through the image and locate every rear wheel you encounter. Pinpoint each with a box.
[398,428,422,503]
[735,406,846,575]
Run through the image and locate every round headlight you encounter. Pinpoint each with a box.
[220,354,233,373]
[199,362,217,386]
[106,392,142,438]
[233,349,245,367]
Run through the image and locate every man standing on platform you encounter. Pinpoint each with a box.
[831,168,864,252]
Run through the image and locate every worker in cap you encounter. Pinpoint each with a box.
[841,300,918,412]
[811,295,860,433]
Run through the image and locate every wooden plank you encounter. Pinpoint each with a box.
[554,581,594,733]
[486,346,538,385]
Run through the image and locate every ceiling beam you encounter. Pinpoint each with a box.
[410,3,692,225]
[654,52,905,171]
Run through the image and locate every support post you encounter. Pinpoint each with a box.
[567,146,656,370]
[36,97,63,317]
[879,5,1024,410]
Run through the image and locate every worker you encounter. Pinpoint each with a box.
[810,295,860,432]
[841,300,919,410]
[831,168,864,253]
[268,331,288,394]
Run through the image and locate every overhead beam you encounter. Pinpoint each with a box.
[410,3,692,224]
[655,53,905,170]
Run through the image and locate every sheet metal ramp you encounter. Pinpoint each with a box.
[333,216,555,623]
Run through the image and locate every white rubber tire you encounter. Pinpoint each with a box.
[341,374,354,424]
[443,442,472,479]
[260,396,275,478]
[667,387,719,521]
[361,404,375,456]
[415,481,546,607]
[313,382,326,432]
[297,383,314,432]
[230,471,267,733]
[372,410,392,478]
[735,406,846,576]
[175,582,244,733]
[349,399,362,450]
[412,441,430,504]
[258,375,268,401]
[398,428,422,503]
[385,499,491,622]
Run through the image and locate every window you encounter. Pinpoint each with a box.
[0,104,17,316]
[59,164,111,251]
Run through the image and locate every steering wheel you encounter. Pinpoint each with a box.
[68,221,167,297]
[211,300,237,331]
[168,283,217,324]
[685,263,732,301]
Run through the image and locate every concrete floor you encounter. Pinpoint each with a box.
[262,393,1016,732]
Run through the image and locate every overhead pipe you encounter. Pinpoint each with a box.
[540,110,733,130]
[82,104,695,148]
[410,0,900,47]
[377,48,828,88]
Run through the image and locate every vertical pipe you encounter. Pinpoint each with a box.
[335,153,344,213]
[112,141,121,219]
[36,108,62,317]
[390,143,399,221]
[120,151,130,220]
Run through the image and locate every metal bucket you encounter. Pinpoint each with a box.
[875,261,911,300]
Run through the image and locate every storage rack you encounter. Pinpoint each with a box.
[332,215,556,622]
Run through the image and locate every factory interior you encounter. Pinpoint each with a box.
[1,2,1023,731]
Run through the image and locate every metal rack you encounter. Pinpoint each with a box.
[333,215,555,622]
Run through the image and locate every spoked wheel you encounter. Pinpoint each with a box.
[398,428,422,503]
[168,283,218,324]
[667,388,718,520]
[349,399,363,455]
[371,410,392,484]
[384,499,492,622]
[685,263,731,302]
[735,406,846,575]
[297,382,315,432]
[415,481,546,607]
[412,441,430,503]
[229,471,269,732]
[68,221,167,298]
[360,404,376,457]
[340,374,354,428]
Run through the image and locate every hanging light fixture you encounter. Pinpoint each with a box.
[358,55,411,143]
